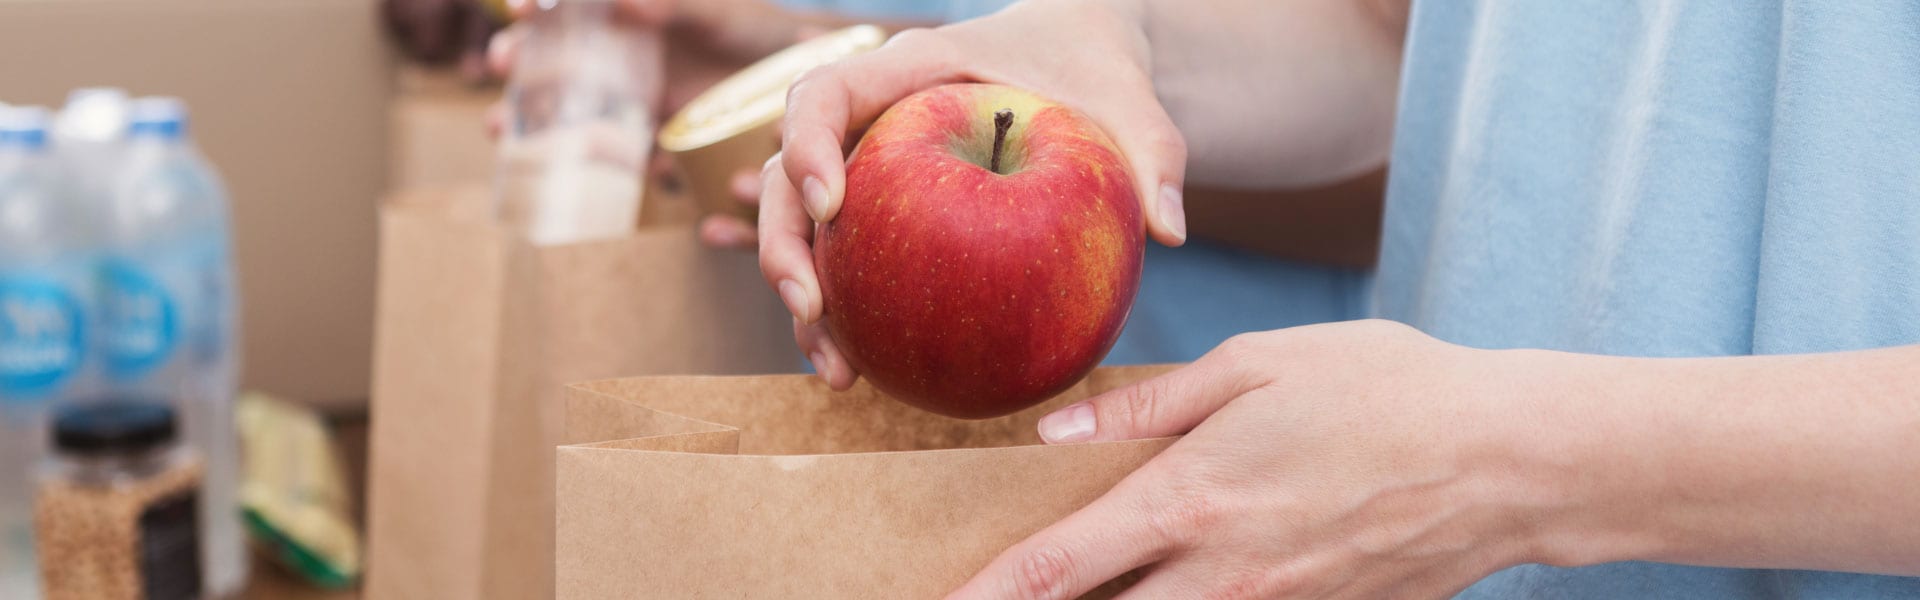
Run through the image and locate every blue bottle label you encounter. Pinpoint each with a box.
[0,275,86,401]
[103,260,179,381]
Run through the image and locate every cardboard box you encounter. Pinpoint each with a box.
[366,185,800,599]
[555,366,1178,598]
[0,0,394,408]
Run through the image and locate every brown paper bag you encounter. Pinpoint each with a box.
[555,365,1180,599]
[366,184,799,599]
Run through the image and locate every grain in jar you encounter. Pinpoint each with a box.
[35,399,202,600]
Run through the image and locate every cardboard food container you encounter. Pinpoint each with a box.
[365,183,798,599]
[555,365,1180,598]
[659,24,886,219]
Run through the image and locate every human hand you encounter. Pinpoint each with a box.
[382,0,506,84]
[949,320,1559,599]
[762,0,1192,389]
[693,167,763,248]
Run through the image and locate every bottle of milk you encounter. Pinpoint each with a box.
[496,0,662,245]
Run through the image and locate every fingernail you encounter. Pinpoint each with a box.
[731,170,762,201]
[1158,183,1187,243]
[802,176,830,222]
[1038,403,1097,444]
[710,225,744,247]
[778,279,811,322]
[487,35,511,68]
[808,352,828,381]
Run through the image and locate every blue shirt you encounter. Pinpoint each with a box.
[1108,242,1368,364]
[1380,1,1920,597]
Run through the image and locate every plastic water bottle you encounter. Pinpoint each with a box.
[100,97,245,597]
[53,88,130,216]
[0,105,88,600]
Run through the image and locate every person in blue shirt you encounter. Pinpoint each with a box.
[755,0,1920,598]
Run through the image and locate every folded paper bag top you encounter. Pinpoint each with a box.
[555,365,1180,599]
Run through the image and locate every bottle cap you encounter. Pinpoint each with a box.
[0,105,51,149]
[56,87,130,143]
[66,87,129,107]
[53,400,179,457]
[128,96,189,140]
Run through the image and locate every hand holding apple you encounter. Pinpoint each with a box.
[817,83,1143,418]
[948,321,1542,599]
[759,0,1191,395]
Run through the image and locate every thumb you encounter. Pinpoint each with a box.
[1037,337,1263,444]
[1078,86,1189,247]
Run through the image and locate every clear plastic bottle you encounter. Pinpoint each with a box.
[52,88,130,223]
[497,0,662,245]
[99,97,244,597]
[0,105,90,600]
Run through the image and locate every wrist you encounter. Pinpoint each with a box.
[1473,348,1675,569]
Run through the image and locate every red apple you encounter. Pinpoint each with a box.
[816,83,1144,419]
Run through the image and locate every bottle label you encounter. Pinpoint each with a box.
[102,235,233,385]
[0,273,86,401]
[138,489,203,600]
[102,260,180,381]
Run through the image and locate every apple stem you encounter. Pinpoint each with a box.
[990,108,1013,174]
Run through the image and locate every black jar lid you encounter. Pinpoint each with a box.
[52,400,178,456]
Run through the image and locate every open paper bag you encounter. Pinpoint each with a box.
[556,365,1180,598]
[366,184,798,599]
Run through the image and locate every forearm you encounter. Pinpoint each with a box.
[1510,345,1920,575]
[1142,0,1408,188]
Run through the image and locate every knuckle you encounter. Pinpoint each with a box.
[1349,319,1436,359]
[1213,333,1264,365]
[760,152,785,178]
[757,243,789,284]
[1205,576,1262,600]
[1008,546,1080,600]
[882,27,940,52]
[1144,486,1224,548]
[882,27,961,70]
[785,64,837,108]
[1141,122,1188,162]
[1107,381,1165,437]
[1207,566,1307,600]
[1356,317,1412,336]
[791,318,812,348]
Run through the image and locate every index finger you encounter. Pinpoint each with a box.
[780,28,968,223]
[946,478,1169,600]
